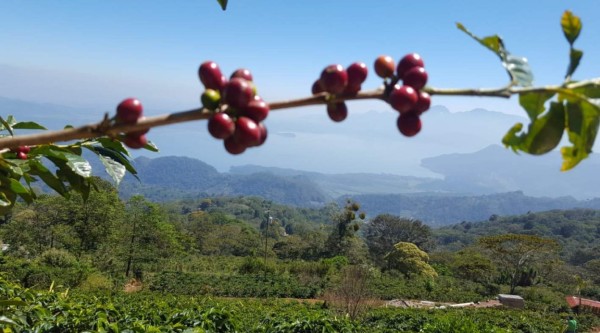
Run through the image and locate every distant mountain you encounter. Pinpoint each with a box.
[421,144,600,199]
[111,155,600,226]
[347,191,600,226]
[117,156,329,206]
[0,96,101,130]
[229,165,438,198]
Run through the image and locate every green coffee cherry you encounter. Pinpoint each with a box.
[201,89,221,110]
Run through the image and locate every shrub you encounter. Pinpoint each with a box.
[39,248,77,268]
[78,272,113,291]
[238,256,276,275]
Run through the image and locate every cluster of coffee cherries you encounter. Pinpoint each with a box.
[199,61,269,155]
[311,62,368,122]
[10,145,31,160]
[115,98,149,149]
[375,53,431,137]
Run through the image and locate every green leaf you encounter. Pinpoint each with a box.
[7,178,33,204]
[87,145,138,178]
[0,300,27,307]
[457,23,533,87]
[561,100,600,171]
[28,159,68,195]
[519,91,555,120]
[456,23,502,54]
[503,54,534,87]
[40,147,91,178]
[0,315,17,326]
[566,48,583,79]
[62,152,92,178]
[5,116,17,128]
[0,158,24,176]
[0,116,14,136]
[99,155,126,186]
[503,102,565,155]
[96,137,131,156]
[55,164,89,199]
[0,187,16,214]
[0,192,11,207]
[561,10,582,45]
[217,0,228,10]
[572,81,600,99]
[13,121,47,130]
[143,140,159,152]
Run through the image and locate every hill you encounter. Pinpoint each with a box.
[347,191,600,226]
[118,156,329,206]
[434,208,600,264]
[421,144,600,199]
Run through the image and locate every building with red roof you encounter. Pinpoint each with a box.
[566,296,600,315]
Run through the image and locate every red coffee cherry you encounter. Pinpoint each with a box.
[414,91,431,114]
[327,102,348,122]
[320,64,348,94]
[199,61,227,91]
[347,62,368,87]
[224,136,246,155]
[389,85,418,113]
[123,133,148,149]
[403,66,428,90]
[116,98,143,124]
[233,117,261,147]
[230,68,253,82]
[343,84,361,95]
[241,100,270,122]
[16,152,27,160]
[208,112,235,139]
[397,113,422,137]
[18,146,31,154]
[396,53,424,79]
[223,78,255,109]
[312,80,325,95]
[256,122,268,146]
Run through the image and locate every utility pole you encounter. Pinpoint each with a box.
[263,211,272,273]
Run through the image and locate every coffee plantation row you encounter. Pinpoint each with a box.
[2,277,600,332]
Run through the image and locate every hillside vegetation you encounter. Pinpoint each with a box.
[1,183,600,331]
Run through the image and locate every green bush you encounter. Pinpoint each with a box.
[147,271,323,298]
[39,248,78,268]
[238,257,276,275]
[78,272,114,291]
[517,286,571,312]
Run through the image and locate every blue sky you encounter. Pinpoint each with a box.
[1,1,598,114]
[0,1,599,176]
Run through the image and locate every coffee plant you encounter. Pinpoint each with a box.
[0,9,597,214]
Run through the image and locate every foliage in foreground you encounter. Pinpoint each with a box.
[1,277,599,333]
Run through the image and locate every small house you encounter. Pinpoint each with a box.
[498,294,525,309]
[566,296,600,315]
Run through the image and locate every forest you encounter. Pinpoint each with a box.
[1,178,599,332]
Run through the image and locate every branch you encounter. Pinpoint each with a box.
[0,78,598,150]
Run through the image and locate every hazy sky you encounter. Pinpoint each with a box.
[1,1,598,114]
[0,1,599,175]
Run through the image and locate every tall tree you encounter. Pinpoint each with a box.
[385,242,437,278]
[478,234,560,293]
[120,195,183,277]
[324,200,367,263]
[66,178,124,256]
[363,214,433,267]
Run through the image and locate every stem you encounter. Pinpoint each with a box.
[0,78,598,149]
[423,86,512,98]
